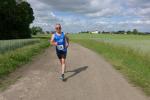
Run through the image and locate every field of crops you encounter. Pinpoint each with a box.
[0,39,40,54]
[69,34,150,56]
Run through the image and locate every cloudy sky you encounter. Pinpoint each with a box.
[27,0,150,33]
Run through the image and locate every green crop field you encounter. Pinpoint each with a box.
[0,39,40,54]
[69,34,150,56]
[69,34,150,95]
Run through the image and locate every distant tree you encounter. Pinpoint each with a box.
[127,30,132,34]
[132,29,138,34]
[31,26,43,35]
[102,31,105,34]
[115,30,125,34]
[46,31,50,34]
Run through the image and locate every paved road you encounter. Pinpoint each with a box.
[0,43,149,100]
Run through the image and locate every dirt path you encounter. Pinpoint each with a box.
[0,43,149,100]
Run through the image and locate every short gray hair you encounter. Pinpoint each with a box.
[55,23,61,27]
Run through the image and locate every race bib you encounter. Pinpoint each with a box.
[57,45,64,50]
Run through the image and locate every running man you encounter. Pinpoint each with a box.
[50,24,69,81]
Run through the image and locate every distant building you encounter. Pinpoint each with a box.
[91,30,99,34]
[124,32,127,35]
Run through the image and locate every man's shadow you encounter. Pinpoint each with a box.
[63,66,88,82]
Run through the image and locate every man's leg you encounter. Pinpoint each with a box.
[61,58,66,75]
[58,53,66,80]
[59,55,66,80]
[59,57,65,73]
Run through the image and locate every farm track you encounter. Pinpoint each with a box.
[0,43,149,100]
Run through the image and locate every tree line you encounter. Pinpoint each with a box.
[79,29,149,35]
[30,26,44,35]
[0,0,34,40]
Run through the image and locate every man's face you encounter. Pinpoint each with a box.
[55,24,61,33]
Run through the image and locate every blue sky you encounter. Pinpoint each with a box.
[27,0,150,33]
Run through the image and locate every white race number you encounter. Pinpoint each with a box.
[57,45,64,50]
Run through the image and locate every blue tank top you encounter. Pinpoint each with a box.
[54,32,67,53]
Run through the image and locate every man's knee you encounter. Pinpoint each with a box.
[61,59,65,64]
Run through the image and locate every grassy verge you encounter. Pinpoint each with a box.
[72,39,150,96]
[0,39,50,77]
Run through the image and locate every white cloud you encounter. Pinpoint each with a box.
[27,0,150,32]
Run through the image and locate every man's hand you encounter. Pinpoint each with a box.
[65,43,69,48]
[52,42,58,46]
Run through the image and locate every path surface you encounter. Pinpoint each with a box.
[0,43,149,100]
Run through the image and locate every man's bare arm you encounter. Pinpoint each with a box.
[65,33,69,48]
[66,36,69,44]
[50,34,57,46]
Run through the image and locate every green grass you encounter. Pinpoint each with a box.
[0,39,40,54]
[71,34,150,96]
[69,34,150,56]
[0,39,50,77]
